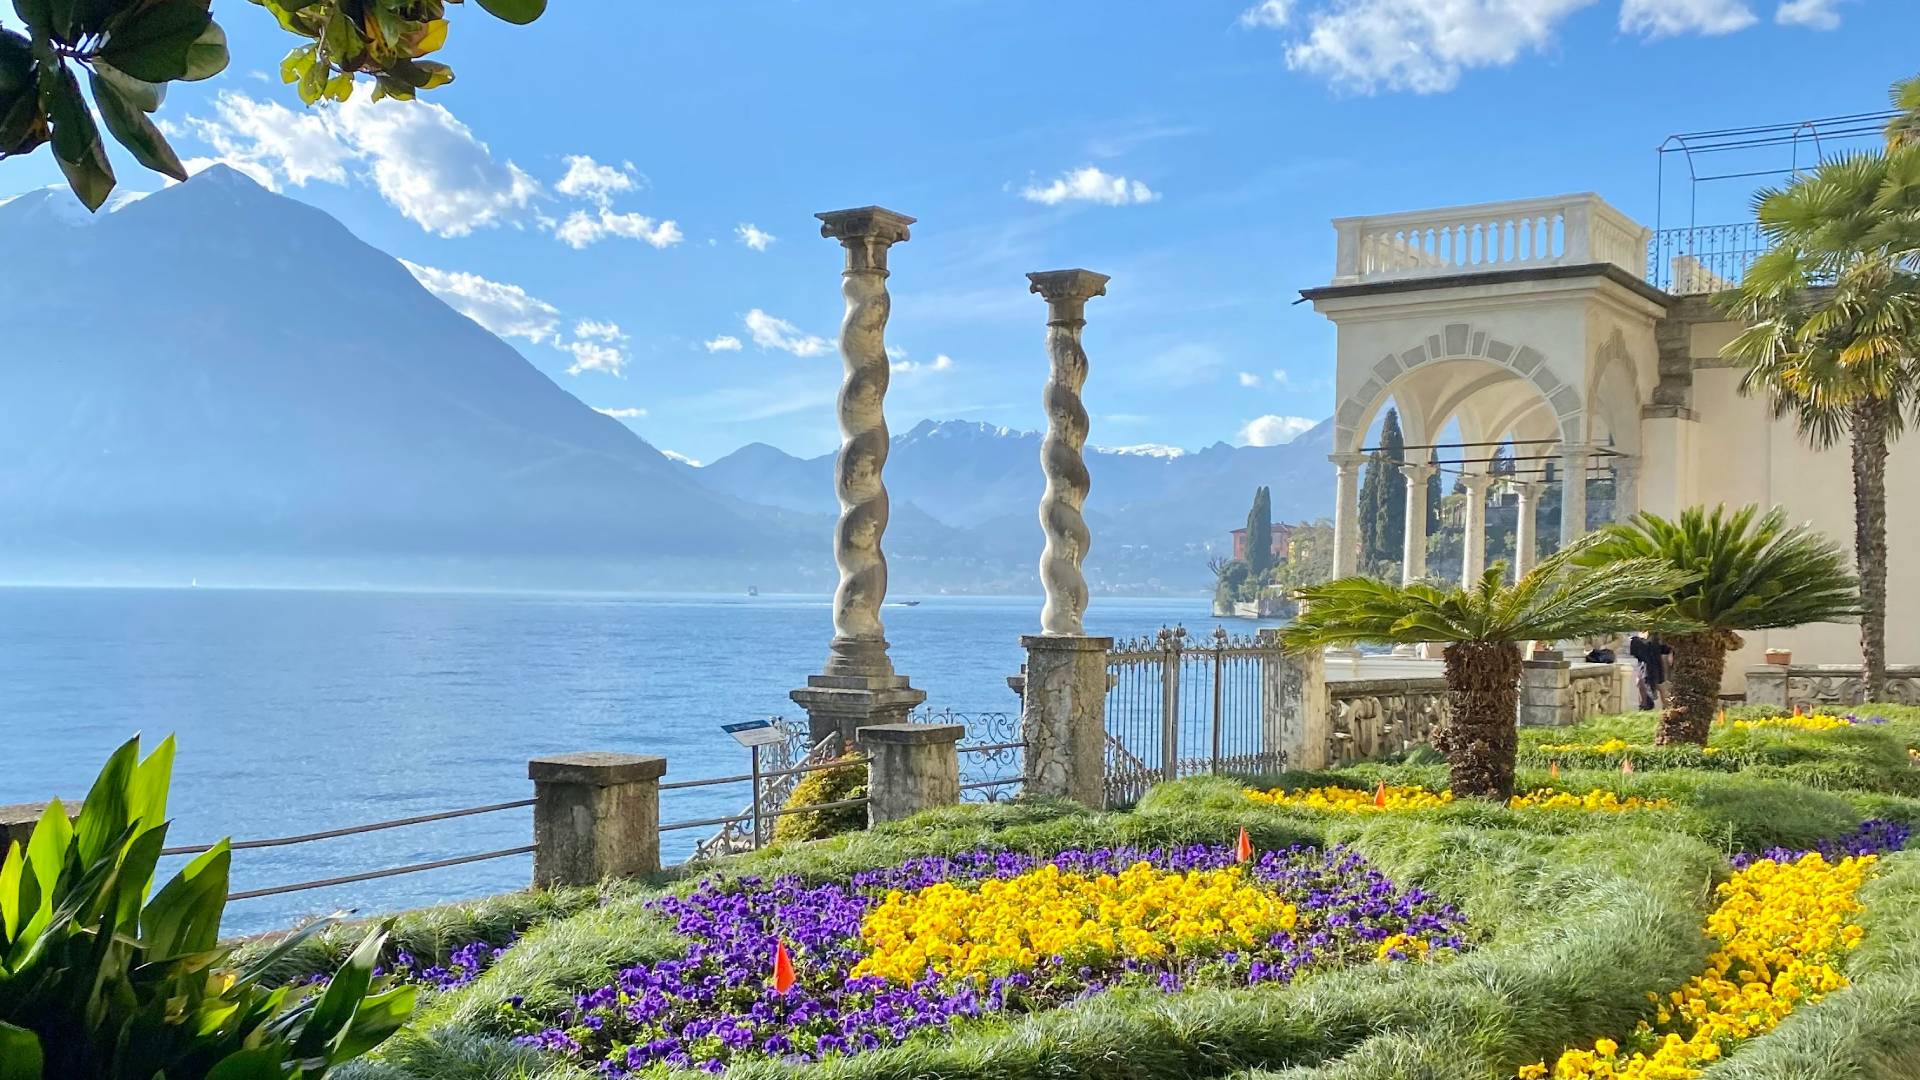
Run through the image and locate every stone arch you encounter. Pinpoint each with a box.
[1334,320,1586,455]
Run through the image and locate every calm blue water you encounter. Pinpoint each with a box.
[0,587,1235,934]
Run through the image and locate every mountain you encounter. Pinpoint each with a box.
[694,418,1337,589]
[0,168,824,589]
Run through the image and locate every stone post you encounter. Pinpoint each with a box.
[1259,628,1330,769]
[529,752,666,888]
[857,722,962,824]
[1329,452,1368,578]
[1459,473,1492,586]
[791,206,927,746]
[1,802,78,855]
[1027,268,1109,637]
[1519,650,1573,727]
[1746,664,1790,708]
[1559,444,1590,548]
[1399,461,1435,584]
[1021,634,1113,807]
[1511,479,1542,579]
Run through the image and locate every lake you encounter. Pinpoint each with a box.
[0,587,1264,934]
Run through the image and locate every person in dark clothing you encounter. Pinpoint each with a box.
[1628,632,1673,711]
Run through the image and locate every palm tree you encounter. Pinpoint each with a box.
[1582,505,1858,746]
[1282,536,1692,799]
[1722,74,1920,702]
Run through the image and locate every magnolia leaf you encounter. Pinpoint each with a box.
[92,68,184,178]
[475,0,545,25]
[90,58,165,111]
[412,18,448,55]
[98,0,227,83]
[278,42,315,85]
[0,31,46,156]
[324,71,352,102]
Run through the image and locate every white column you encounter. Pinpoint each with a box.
[1610,455,1639,525]
[1512,479,1541,580]
[1400,461,1436,585]
[816,206,914,678]
[1559,444,1590,548]
[1460,473,1492,587]
[1329,452,1368,578]
[1027,269,1109,636]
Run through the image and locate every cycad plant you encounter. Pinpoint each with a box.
[1582,505,1858,747]
[0,735,415,1078]
[1722,73,1920,701]
[1282,536,1693,799]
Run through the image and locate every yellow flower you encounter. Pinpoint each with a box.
[1244,784,1452,813]
[1731,714,1853,733]
[1509,788,1674,813]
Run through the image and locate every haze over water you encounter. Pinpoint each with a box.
[0,587,1258,934]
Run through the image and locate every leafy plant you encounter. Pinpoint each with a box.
[773,755,868,844]
[1582,504,1858,747]
[1281,535,1695,799]
[0,0,547,209]
[0,735,416,1078]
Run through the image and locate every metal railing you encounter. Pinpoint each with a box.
[662,747,870,864]
[916,707,1024,803]
[1648,222,1766,294]
[1103,625,1286,806]
[159,799,535,903]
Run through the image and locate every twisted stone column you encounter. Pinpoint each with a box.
[1027,269,1109,636]
[818,206,914,677]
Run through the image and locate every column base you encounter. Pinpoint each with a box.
[1020,634,1113,807]
[790,673,927,749]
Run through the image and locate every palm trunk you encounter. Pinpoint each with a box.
[1657,630,1738,746]
[1851,398,1890,702]
[1438,641,1522,800]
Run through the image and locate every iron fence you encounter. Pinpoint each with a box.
[1103,625,1285,806]
[916,706,1024,803]
[1647,223,1766,294]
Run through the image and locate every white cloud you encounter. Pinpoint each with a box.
[594,406,648,420]
[892,353,955,374]
[1239,0,1293,25]
[401,259,561,344]
[1238,371,1263,387]
[1619,0,1755,35]
[1021,166,1159,207]
[173,91,536,237]
[704,335,744,353]
[745,309,834,358]
[1271,368,1294,387]
[1773,0,1838,26]
[661,449,702,467]
[1280,0,1597,94]
[401,259,629,377]
[555,155,638,206]
[735,223,776,251]
[551,207,683,249]
[1238,415,1317,446]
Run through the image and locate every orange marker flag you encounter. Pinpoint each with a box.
[1549,760,1560,780]
[772,940,796,994]
[1235,826,1254,864]
[1717,709,1728,728]
[1621,756,1635,776]
[1373,780,1388,808]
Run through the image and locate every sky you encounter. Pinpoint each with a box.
[4,0,1916,465]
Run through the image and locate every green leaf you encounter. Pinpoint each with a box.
[73,735,139,866]
[475,0,545,25]
[278,42,314,85]
[0,1022,42,1080]
[295,927,385,1057]
[90,65,186,180]
[11,0,53,34]
[99,0,227,83]
[205,1047,286,1080]
[90,58,165,111]
[296,52,326,104]
[0,841,26,941]
[140,840,229,960]
[22,798,72,925]
[333,984,416,1060]
[0,31,47,156]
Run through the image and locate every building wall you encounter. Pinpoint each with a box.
[1680,343,1920,680]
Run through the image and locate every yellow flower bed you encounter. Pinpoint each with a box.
[1733,713,1854,733]
[1244,784,1453,812]
[1520,851,1875,1079]
[850,862,1298,984]
[1534,738,1720,757]
[1508,789,1673,812]
[1246,785,1669,814]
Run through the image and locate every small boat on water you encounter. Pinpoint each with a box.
[747,585,759,597]
[903,600,921,606]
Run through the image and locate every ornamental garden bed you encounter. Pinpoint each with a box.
[253,705,1920,1080]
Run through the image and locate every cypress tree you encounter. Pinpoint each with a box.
[1378,409,1407,566]
[1246,486,1274,579]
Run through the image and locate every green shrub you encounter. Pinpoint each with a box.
[0,736,414,1079]
[773,755,869,843]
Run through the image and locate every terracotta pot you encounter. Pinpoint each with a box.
[1763,648,1793,666]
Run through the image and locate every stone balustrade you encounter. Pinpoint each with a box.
[1332,194,1649,285]
[1746,664,1920,710]
[1326,677,1448,767]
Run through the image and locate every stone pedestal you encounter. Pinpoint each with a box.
[1745,665,1790,708]
[791,675,928,749]
[1259,629,1329,769]
[857,722,963,824]
[1519,650,1573,727]
[1020,634,1113,806]
[1,801,77,854]
[529,752,666,888]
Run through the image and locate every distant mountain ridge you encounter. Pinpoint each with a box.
[0,169,1333,593]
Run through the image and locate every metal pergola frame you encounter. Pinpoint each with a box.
[1654,110,1901,233]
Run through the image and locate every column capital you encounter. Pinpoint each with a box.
[1557,442,1595,461]
[817,206,915,272]
[1399,461,1437,483]
[1508,478,1544,497]
[1027,268,1111,315]
[1329,451,1370,472]
[1458,472,1496,493]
